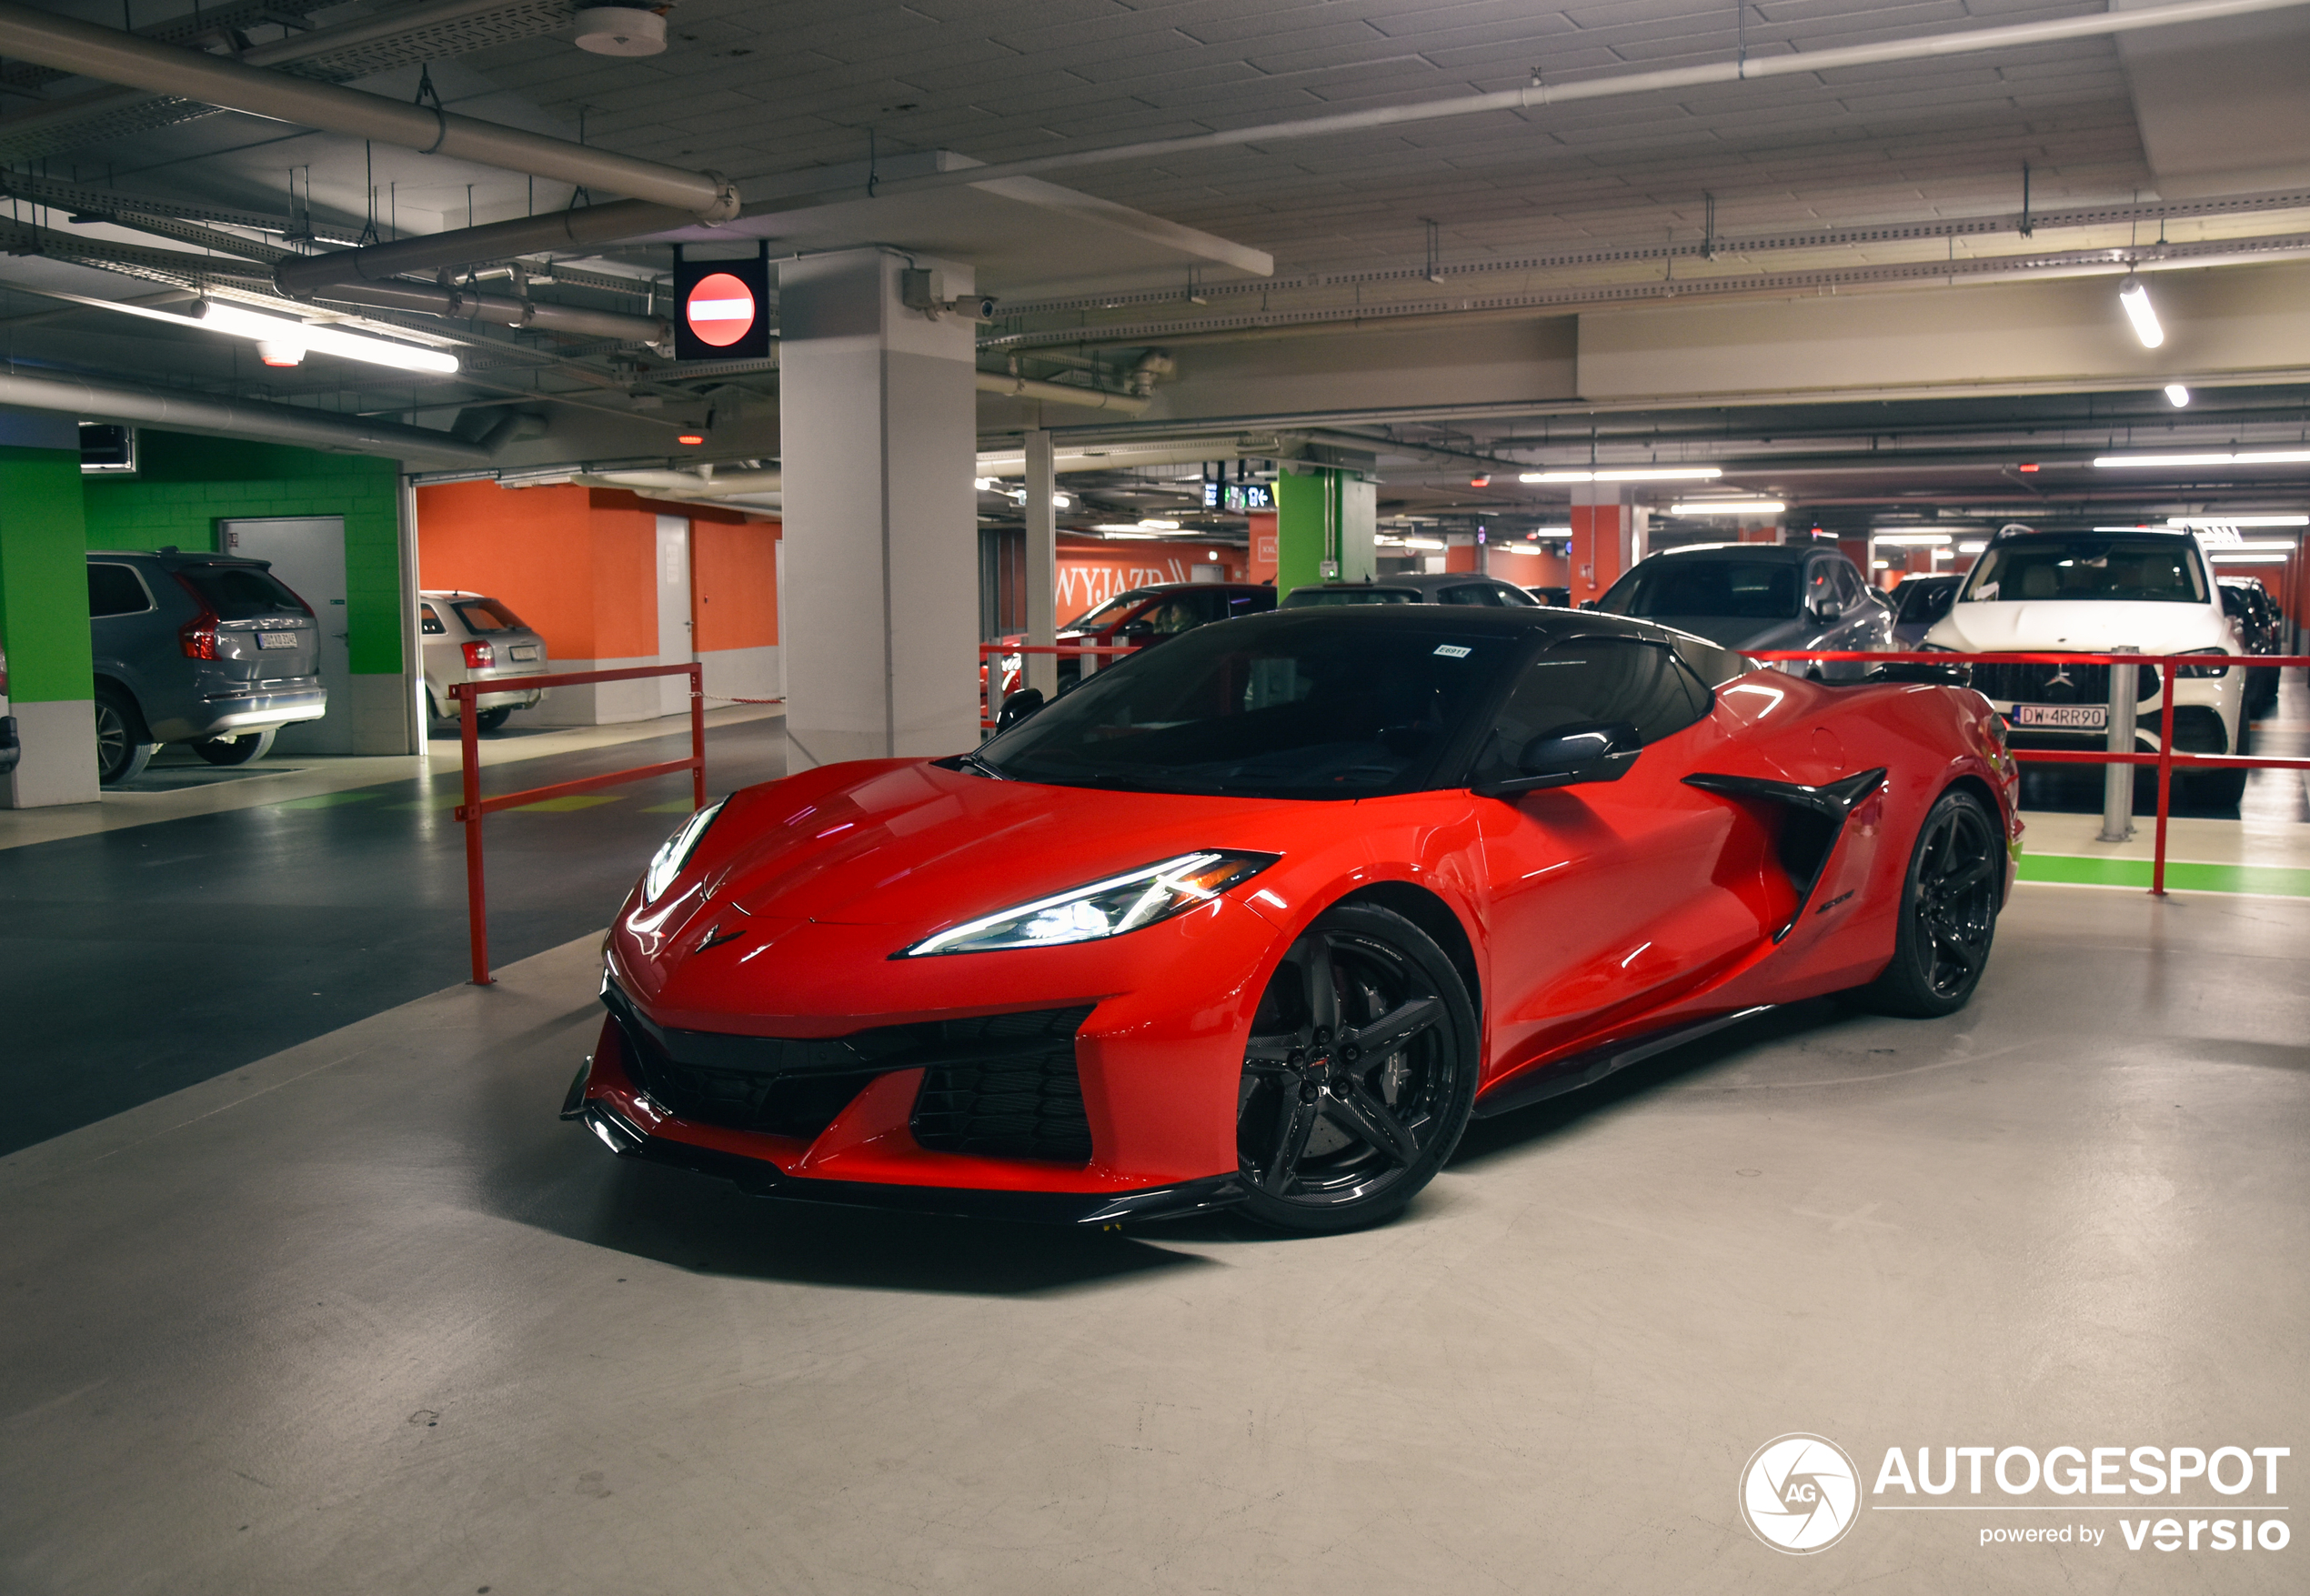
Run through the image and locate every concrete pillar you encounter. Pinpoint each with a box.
[0,418,99,808]
[1022,428,1058,700]
[1570,482,1643,605]
[777,249,979,768]
[1275,467,1374,595]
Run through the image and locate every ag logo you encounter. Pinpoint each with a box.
[1739,1433,1860,1553]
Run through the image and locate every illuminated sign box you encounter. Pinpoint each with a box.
[674,248,770,361]
[1202,481,1273,511]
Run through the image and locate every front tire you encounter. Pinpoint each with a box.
[1864,787,2002,1018]
[94,687,156,787]
[1235,904,1479,1233]
[192,727,276,766]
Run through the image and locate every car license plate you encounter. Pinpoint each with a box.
[2012,704,2106,729]
[258,630,298,650]
[510,645,539,661]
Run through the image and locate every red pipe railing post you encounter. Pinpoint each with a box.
[2152,663,2176,898]
[689,662,707,810]
[458,681,491,986]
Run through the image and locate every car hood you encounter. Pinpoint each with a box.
[1644,614,1808,651]
[1924,601,2229,653]
[698,760,1299,932]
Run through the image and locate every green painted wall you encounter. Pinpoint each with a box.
[80,434,404,675]
[0,447,95,703]
[1275,468,1375,597]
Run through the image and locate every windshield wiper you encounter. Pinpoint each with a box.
[954,751,1010,781]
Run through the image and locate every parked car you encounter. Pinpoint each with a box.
[0,636,16,778]
[571,605,2018,1232]
[1525,585,1572,607]
[1282,573,1542,607]
[88,548,326,786]
[420,591,551,731]
[2219,577,2283,714]
[1594,542,1893,675]
[994,581,1274,698]
[1923,524,2247,805]
[1889,572,1964,650]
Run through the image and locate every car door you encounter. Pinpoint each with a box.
[1473,635,1776,1079]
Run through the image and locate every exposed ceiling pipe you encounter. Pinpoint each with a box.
[819,0,2310,198]
[580,468,784,495]
[974,371,1150,413]
[275,202,693,298]
[0,2,739,217]
[314,276,669,344]
[976,440,1288,477]
[0,363,494,465]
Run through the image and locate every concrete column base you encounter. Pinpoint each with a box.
[5,698,98,808]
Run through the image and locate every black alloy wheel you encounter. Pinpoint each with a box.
[1236,903,1478,1232]
[1866,787,2002,1017]
[94,687,156,787]
[192,727,276,767]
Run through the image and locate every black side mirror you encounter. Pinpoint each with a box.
[1475,719,1642,798]
[1811,597,1843,623]
[995,688,1044,731]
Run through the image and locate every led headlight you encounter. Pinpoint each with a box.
[900,850,1278,957]
[640,798,726,903]
[2175,647,2232,679]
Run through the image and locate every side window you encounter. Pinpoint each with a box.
[1188,588,1231,626]
[1833,559,1864,605]
[420,604,447,635]
[88,562,152,618]
[1671,633,1752,688]
[1494,582,1540,607]
[1440,584,1504,607]
[1139,598,1200,635]
[1475,637,1708,783]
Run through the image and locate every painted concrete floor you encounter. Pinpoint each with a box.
[3,884,2303,1595]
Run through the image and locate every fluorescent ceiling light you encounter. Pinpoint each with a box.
[1957,540,1986,554]
[1873,531,1953,545]
[196,303,458,374]
[1669,499,1784,516]
[2210,552,2288,564]
[2117,276,2163,349]
[2202,538,2297,551]
[1401,537,1446,550]
[1519,467,1721,483]
[1528,525,1572,535]
[2164,383,2191,407]
[2169,515,2308,528]
[1872,559,1890,569]
[1498,541,1543,555]
[2094,450,2310,467]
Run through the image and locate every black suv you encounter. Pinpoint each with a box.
[88,549,326,786]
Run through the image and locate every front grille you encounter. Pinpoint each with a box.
[605,982,1093,1159]
[910,1008,1095,1164]
[1971,659,2161,705]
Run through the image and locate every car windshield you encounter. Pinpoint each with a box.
[976,617,1521,798]
[1962,536,2206,604]
[1597,558,1797,620]
[1281,587,1417,607]
[180,565,311,620]
[453,597,527,632]
[1895,578,1958,625]
[1066,591,1153,630]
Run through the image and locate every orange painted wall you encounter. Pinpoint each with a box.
[1485,547,1570,589]
[1248,512,1277,584]
[1056,536,1248,625]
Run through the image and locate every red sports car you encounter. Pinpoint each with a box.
[569,608,2018,1232]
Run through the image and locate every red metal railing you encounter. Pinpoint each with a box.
[449,663,706,985]
[1751,648,2310,896]
[978,640,1140,729]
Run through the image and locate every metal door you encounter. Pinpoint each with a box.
[655,516,694,717]
[220,517,348,753]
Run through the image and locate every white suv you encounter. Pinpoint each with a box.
[420,591,551,732]
[1923,524,2245,804]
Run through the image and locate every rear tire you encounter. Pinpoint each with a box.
[192,727,276,766]
[475,705,513,732]
[1235,904,1479,1233]
[94,687,156,787]
[1863,787,2002,1018]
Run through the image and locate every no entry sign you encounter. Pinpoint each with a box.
[672,250,770,361]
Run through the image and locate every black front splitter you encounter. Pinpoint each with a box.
[574,1101,1245,1227]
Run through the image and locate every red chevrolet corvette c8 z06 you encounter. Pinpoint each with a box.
[568,606,2018,1232]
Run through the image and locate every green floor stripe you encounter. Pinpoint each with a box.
[507,795,621,812]
[272,791,382,810]
[2018,853,2310,898]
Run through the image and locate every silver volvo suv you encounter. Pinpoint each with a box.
[88,548,326,786]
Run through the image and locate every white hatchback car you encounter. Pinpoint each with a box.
[420,590,551,732]
[1923,524,2245,803]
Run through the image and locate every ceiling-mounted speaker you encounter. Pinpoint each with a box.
[574,5,667,55]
